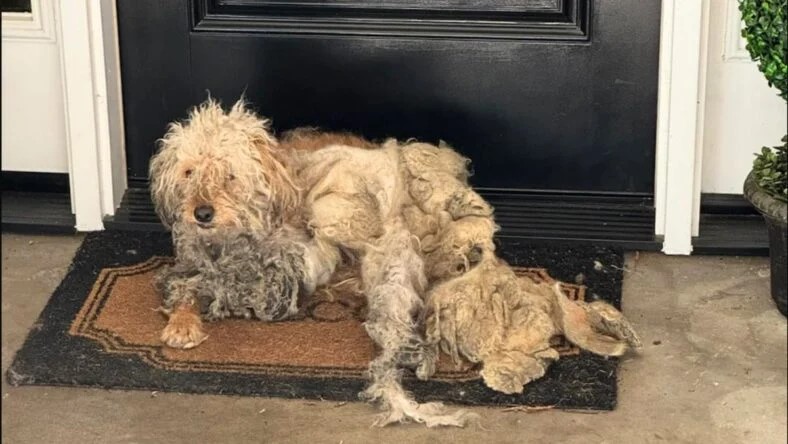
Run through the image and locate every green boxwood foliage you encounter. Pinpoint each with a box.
[753,136,787,202]
[740,0,787,201]
[740,0,787,99]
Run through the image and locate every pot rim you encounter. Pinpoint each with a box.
[744,171,788,224]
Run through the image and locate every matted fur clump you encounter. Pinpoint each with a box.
[158,224,309,322]
[149,98,641,427]
[423,254,641,393]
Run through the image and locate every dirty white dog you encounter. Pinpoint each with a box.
[149,98,641,427]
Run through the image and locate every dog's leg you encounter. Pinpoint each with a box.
[417,305,441,381]
[423,260,567,394]
[478,295,560,394]
[550,284,642,355]
[299,236,341,296]
[249,235,340,321]
[359,220,429,372]
[308,189,472,426]
[156,270,209,349]
[483,285,644,393]
[160,299,209,349]
[358,219,473,427]
[253,238,306,321]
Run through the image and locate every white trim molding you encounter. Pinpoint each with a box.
[655,0,709,255]
[1,0,56,42]
[56,0,126,231]
[692,0,712,238]
[723,0,751,62]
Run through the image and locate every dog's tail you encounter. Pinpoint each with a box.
[549,283,642,356]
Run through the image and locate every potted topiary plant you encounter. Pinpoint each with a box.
[739,0,787,315]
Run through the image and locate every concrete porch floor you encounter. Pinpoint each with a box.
[1,233,786,444]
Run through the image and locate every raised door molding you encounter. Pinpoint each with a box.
[193,0,590,40]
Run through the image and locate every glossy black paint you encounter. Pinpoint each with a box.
[117,0,661,194]
[1,0,32,13]
[193,0,589,40]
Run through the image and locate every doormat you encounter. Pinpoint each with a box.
[7,231,626,410]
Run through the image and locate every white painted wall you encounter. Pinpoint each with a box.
[701,0,788,195]
[1,0,69,173]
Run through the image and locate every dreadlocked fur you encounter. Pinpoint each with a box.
[149,98,641,427]
[158,224,309,322]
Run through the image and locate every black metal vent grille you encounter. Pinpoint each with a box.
[1,191,76,234]
[106,185,659,250]
[693,194,768,256]
[483,191,656,247]
[106,187,165,232]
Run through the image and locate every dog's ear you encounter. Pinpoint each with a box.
[252,139,300,214]
[228,98,300,213]
[228,98,278,150]
[149,128,181,229]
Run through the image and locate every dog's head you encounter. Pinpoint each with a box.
[149,98,298,233]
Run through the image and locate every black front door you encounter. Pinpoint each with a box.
[114,0,661,245]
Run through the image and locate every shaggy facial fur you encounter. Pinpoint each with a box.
[149,98,641,427]
[150,99,298,232]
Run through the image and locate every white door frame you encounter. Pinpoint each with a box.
[654,0,709,255]
[56,0,126,231]
[61,0,708,254]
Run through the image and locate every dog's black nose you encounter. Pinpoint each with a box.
[194,205,214,224]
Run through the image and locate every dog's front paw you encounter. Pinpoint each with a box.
[160,304,208,349]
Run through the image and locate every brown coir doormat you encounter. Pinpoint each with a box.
[7,231,626,410]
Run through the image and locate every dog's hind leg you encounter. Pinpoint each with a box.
[550,283,642,355]
[581,300,643,350]
[478,300,560,394]
[424,262,562,394]
[358,219,473,427]
[360,228,427,372]
[306,188,472,426]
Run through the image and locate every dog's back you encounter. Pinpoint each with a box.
[279,127,376,152]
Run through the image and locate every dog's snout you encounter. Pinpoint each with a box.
[194,205,215,224]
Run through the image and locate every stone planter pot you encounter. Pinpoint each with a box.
[744,171,787,316]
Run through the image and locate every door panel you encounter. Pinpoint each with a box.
[118,0,659,194]
[118,0,660,195]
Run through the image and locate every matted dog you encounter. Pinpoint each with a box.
[149,98,641,427]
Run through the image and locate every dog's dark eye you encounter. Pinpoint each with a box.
[228,174,235,181]
[184,169,193,178]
